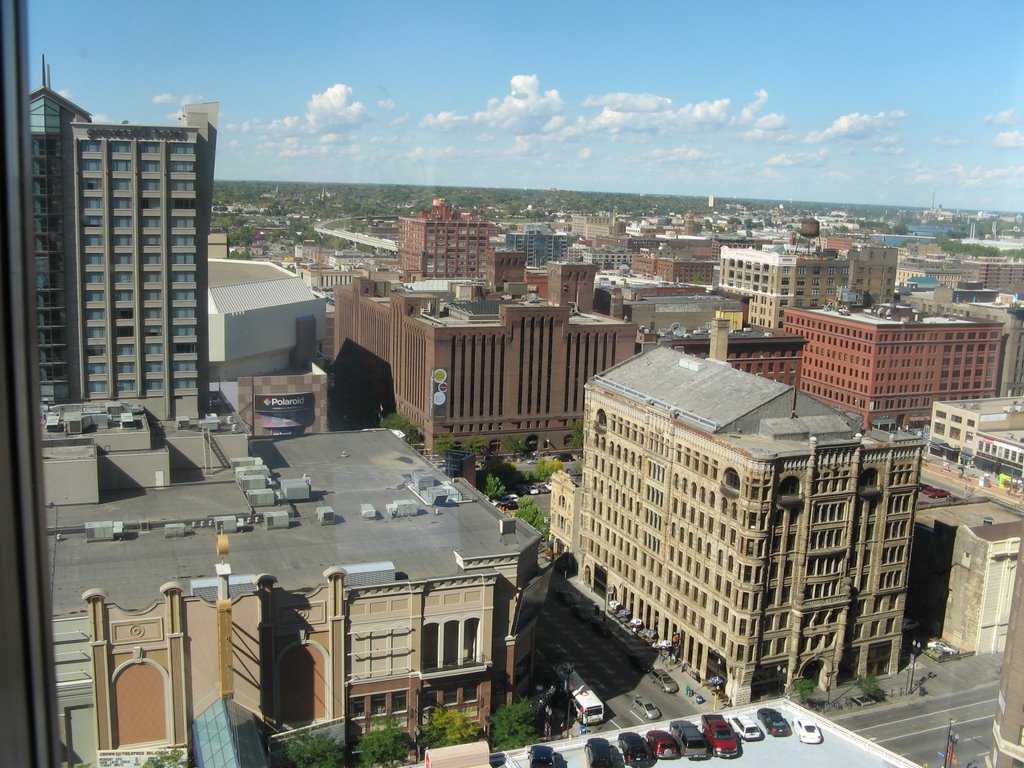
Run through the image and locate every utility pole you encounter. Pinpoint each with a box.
[942,719,958,768]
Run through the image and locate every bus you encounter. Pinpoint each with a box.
[554,663,605,725]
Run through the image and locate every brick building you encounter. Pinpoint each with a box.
[398,199,494,279]
[784,305,1003,430]
[334,262,636,450]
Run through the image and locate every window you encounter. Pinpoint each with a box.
[110,160,130,172]
[141,161,161,173]
[80,158,101,171]
[112,198,131,209]
[112,179,130,191]
[141,179,160,190]
[140,142,160,154]
[79,140,101,152]
[109,141,130,153]
[169,143,193,154]
[169,161,194,172]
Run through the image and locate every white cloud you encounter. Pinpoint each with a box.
[581,92,672,112]
[766,148,829,167]
[306,83,369,129]
[738,89,768,123]
[152,93,177,105]
[826,170,850,181]
[985,108,1018,126]
[579,147,592,159]
[933,136,971,147]
[805,110,907,143]
[390,113,411,126]
[378,98,395,111]
[587,98,731,135]
[473,74,564,133]
[320,133,342,144]
[57,88,74,100]
[152,92,204,106]
[993,130,1024,148]
[646,146,706,162]
[420,110,469,130]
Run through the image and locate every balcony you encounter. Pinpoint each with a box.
[857,484,882,500]
[778,493,804,510]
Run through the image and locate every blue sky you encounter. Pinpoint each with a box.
[28,0,1024,211]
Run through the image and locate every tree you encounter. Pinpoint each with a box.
[501,434,528,457]
[381,412,421,442]
[791,678,815,704]
[488,699,537,751]
[141,751,185,768]
[856,673,884,701]
[515,497,548,539]
[287,731,346,768]
[464,434,490,456]
[419,707,480,749]
[533,458,563,482]
[484,474,507,500]
[568,420,584,450]
[359,717,411,768]
[432,434,455,455]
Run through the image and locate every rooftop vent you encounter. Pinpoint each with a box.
[85,521,124,542]
[265,510,291,530]
[316,506,335,526]
[387,499,418,518]
[164,523,187,538]
[360,503,377,520]
[213,515,238,534]
[500,518,516,535]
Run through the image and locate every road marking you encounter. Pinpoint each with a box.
[860,700,995,729]
[873,715,994,745]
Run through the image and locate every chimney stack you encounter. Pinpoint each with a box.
[709,317,731,362]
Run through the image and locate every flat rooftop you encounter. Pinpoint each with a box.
[797,307,977,326]
[48,430,540,617]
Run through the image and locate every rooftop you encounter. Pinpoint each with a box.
[914,499,1023,532]
[48,430,540,617]
[208,259,321,315]
[790,306,978,326]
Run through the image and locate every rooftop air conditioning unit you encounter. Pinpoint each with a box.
[119,412,137,429]
[280,477,311,501]
[387,499,418,518]
[246,488,276,507]
[164,523,187,538]
[360,503,377,520]
[213,515,238,533]
[265,510,290,530]
[85,521,115,542]
[316,506,335,526]
[230,457,258,469]
[65,416,83,435]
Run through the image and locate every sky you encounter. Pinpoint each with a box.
[27,0,1024,212]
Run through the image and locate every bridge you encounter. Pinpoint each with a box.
[314,223,398,252]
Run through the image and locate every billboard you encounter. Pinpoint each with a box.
[253,392,316,435]
[431,369,448,419]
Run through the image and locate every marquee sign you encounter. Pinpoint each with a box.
[253,392,315,414]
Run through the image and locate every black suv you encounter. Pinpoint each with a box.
[617,732,652,766]
[585,738,612,768]
[756,707,792,737]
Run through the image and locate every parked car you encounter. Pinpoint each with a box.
[928,640,958,655]
[650,667,679,693]
[645,730,679,759]
[527,745,556,768]
[793,717,824,744]
[617,732,653,765]
[729,715,764,741]
[669,720,710,761]
[667,720,708,765]
[921,486,951,499]
[585,738,613,768]
[756,708,792,737]
[700,714,740,758]
[631,695,662,721]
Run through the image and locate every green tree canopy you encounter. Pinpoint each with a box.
[419,708,481,749]
[380,412,421,442]
[286,731,345,768]
[432,434,455,454]
[856,673,884,701]
[359,717,411,768]
[484,474,507,500]
[464,434,490,455]
[501,434,528,457]
[532,458,563,482]
[568,420,584,450]
[515,497,547,539]
[791,678,815,703]
[488,699,537,751]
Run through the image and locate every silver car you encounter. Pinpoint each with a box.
[631,695,662,721]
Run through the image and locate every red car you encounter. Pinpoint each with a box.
[645,730,679,759]
[701,714,740,758]
[919,484,951,499]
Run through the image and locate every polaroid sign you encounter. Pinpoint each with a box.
[254,392,315,414]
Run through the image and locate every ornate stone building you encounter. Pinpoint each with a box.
[569,347,923,704]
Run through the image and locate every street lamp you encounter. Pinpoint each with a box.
[906,641,922,693]
[776,664,786,696]
[942,719,958,768]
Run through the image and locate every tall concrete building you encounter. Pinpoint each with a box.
[398,199,494,280]
[504,223,569,268]
[991,534,1024,767]
[569,347,923,705]
[29,84,218,419]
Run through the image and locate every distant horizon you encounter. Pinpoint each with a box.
[30,1,1024,212]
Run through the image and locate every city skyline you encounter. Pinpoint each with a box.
[28,0,1024,212]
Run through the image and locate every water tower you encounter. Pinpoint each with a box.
[800,218,820,254]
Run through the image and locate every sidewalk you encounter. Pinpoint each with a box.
[922,454,1024,509]
[557,569,1004,712]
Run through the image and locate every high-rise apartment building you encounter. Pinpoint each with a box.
[29,85,218,419]
[398,199,494,279]
[991,535,1024,767]
[567,347,922,705]
[504,223,569,268]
